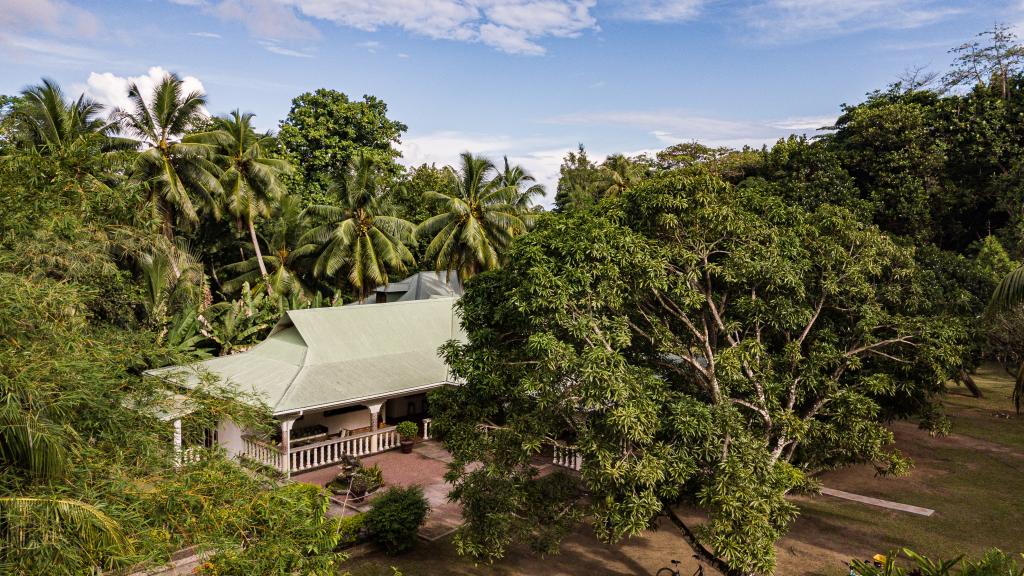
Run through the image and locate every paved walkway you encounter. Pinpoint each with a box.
[292,440,464,540]
[820,487,935,517]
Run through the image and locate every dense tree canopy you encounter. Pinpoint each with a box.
[432,174,964,575]
[278,89,407,205]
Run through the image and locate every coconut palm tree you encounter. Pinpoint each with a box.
[596,154,637,199]
[495,156,545,229]
[220,195,315,300]
[417,152,528,280]
[10,78,112,151]
[5,79,132,203]
[115,73,221,241]
[187,110,293,285]
[300,155,415,301]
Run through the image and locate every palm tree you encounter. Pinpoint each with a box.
[300,155,415,301]
[220,195,314,300]
[115,73,221,241]
[5,79,132,203]
[10,78,111,151]
[496,156,545,229]
[417,152,528,280]
[989,267,1024,413]
[596,154,636,199]
[187,111,293,285]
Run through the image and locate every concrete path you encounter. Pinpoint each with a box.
[820,487,935,517]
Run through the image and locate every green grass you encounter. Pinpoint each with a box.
[944,363,1024,451]
[779,363,1024,575]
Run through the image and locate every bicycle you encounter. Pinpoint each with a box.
[656,555,704,576]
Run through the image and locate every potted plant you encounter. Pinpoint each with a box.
[396,421,418,454]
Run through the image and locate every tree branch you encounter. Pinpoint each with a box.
[663,506,746,576]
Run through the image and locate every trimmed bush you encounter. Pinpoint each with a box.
[396,421,418,440]
[337,513,366,548]
[364,486,429,554]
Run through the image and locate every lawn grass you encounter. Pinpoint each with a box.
[944,363,1024,451]
[777,362,1024,575]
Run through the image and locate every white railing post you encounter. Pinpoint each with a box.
[552,445,582,471]
[173,418,183,468]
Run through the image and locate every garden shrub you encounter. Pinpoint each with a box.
[396,421,418,440]
[364,486,429,554]
[337,513,366,548]
[960,549,1023,576]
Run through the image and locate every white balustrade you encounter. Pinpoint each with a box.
[552,445,582,471]
[422,418,432,440]
[242,436,284,471]
[243,426,403,474]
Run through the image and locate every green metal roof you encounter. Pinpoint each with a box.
[146,297,465,415]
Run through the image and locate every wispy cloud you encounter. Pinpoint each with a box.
[188,31,223,38]
[541,109,836,148]
[0,34,106,65]
[0,0,102,64]
[610,0,705,23]
[259,41,314,57]
[207,0,321,39]
[741,0,965,43]
[0,0,100,36]
[172,0,598,55]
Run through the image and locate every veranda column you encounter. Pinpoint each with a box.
[173,418,183,468]
[367,401,385,431]
[281,418,296,478]
[367,402,384,453]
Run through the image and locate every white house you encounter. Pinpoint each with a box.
[146,273,466,476]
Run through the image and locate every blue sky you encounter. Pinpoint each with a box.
[0,0,1017,201]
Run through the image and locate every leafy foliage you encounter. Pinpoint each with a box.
[418,152,530,279]
[396,421,419,440]
[432,174,963,574]
[278,89,407,205]
[364,486,430,554]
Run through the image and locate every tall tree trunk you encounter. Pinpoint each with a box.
[160,199,182,279]
[1015,363,1024,415]
[247,217,271,295]
[960,368,983,398]
[664,506,746,576]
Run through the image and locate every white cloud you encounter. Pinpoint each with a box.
[541,109,836,148]
[399,131,569,205]
[742,0,963,42]
[0,34,106,65]
[174,0,598,54]
[0,0,101,63]
[0,0,99,37]
[188,31,224,38]
[612,0,704,22]
[210,0,321,39]
[77,67,207,116]
[260,40,315,57]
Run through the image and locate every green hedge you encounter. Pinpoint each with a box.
[364,486,429,554]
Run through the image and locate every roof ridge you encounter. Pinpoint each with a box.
[271,326,310,413]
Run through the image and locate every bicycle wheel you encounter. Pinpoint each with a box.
[655,568,678,576]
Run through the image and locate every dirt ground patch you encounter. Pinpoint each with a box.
[346,515,717,576]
